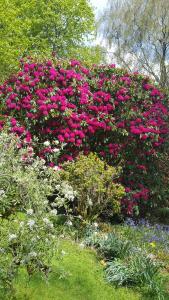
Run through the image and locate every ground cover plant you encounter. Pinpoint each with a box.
[0,58,168,216]
[83,222,169,299]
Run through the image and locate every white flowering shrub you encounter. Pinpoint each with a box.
[0,211,57,296]
[0,131,75,298]
[0,131,75,217]
[50,182,77,212]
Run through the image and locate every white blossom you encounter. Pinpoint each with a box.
[26,208,34,216]
[50,209,58,216]
[79,242,85,249]
[56,184,61,189]
[93,231,98,236]
[40,158,46,164]
[66,220,73,226]
[27,219,35,229]
[19,221,24,227]
[43,217,50,224]
[63,184,76,201]
[51,202,57,207]
[44,140,50,146]
[0,189,5,196]
[147,253,156,260]
[29,251,37,257]
[87,198,93,206]
[53,148,60,153]
[93,222,98,228]
[43,200,48,205]
[9,234,17,242]
[61,250,66,256]
[53,166,60,171]
[43,218,54,228]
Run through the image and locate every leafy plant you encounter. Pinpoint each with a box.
[85,229,131,260]
[0,131,76,298]
[0,131,75,217]
[105,253,164,299]
[61,153,125,220]
[0,0,96,79]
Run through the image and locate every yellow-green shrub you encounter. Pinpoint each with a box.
[61,153,125,220]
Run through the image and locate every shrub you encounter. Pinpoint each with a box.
[0,58,168,215]
[60,153,125,220]
[0,212,57,297]
[0,131,76,297]
[0,131,75,218]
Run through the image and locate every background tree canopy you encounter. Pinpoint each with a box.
[0,0,103,80]
[99,0,169,88]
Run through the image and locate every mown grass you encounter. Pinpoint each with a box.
[13,239,142,300]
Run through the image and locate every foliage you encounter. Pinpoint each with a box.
[105,254,164,299]
[101,220,169,297]
[116,219,169,260]
[85,228,131,259]
[0,59,168,216]
[0,0,95,80]
[99,0,169,87]
[61,153,124,220]
[0,131,76,297]
[84,223,166,299]
[153,151,169,215]
[0,131,75,217]
[68,45,106,66]
[0,212,57,297]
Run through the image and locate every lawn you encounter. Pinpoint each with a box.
[13,240,141,300]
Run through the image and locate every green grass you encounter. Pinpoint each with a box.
[13,239,141,300]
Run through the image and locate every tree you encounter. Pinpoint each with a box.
[0,0,96,80]
[99,0,169,88]
[68,45,106,65]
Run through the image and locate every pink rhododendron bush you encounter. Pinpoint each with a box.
[0,59,168,216]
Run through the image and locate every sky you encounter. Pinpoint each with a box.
[90,0,107,14]
[89,0,108,50]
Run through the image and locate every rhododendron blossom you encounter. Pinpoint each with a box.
[0,58,168,215]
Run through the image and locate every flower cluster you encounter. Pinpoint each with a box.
[0,58,168,215]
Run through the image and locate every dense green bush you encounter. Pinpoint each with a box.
[61,153,125,220]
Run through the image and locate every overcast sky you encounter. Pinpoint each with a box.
[90,0,107,14]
